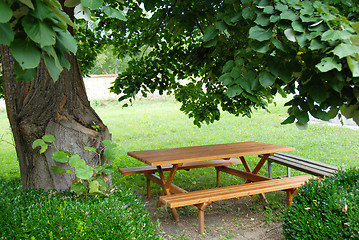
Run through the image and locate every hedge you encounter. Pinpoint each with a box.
[283,168,359,239]
[0,178,159,239]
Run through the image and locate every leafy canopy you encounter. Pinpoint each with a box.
[1,0,359,127]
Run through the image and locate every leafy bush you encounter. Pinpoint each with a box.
[283,168,359,239]
[0,178,159,239]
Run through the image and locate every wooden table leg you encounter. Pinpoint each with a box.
[156,164,180,222]
[240,156,268,203]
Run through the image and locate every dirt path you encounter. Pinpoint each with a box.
[140,191,285,239]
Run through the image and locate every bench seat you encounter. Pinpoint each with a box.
[119,158,242,175]
[160,175,313,234]
[266,152,339,178]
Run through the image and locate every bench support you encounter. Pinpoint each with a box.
[195,202,211,235]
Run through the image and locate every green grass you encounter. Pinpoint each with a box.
[0,96,358,193]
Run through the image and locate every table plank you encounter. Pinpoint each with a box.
[128,141,295,166]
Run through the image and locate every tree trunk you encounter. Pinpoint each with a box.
[1,46,111,190]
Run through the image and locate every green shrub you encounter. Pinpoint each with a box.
[283,168,359,239]
[0,178,159,239]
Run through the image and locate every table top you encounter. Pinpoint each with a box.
[128,141,295,166]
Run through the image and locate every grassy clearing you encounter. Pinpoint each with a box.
[0,96,358,193]
[88,96,358,194]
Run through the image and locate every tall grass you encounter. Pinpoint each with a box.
[0,96,358,192]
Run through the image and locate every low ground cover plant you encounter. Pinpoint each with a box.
[283,168,359,239]
[0,178,159,239]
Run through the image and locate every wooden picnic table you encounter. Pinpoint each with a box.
[127,141,296,226]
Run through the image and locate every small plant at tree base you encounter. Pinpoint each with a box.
[32,134,115,197]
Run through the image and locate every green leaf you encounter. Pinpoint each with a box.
[231,67,241,79]
[81,0,103,10]
[218,73,233,86]
[66,169,73,174]
[223,60,234,73]
[42,134,55,143]
[280,10,299,21]
[56,30,77,54]
[255,13,270,27]
[96,177,106,186]
[259,71,275,88]
[292,21,305,33]
[322,30,351,41]
[64,0,81,7]
[0,0,13,23]
[281,115,295,125]
[296,33,307,48]
[71,182,84,195]
[251,40,270,53]
[263,6,274,14]
[32,139,45,149]
[22,16,56,47]
[269,15,280,23]
[249,26,272,42]
[89,180,100,193]
[347,56,359,77]
[102,164,114,175]
[32,139,48,154]
[102,6,127,21]
[69,154,86,168]
[309,39,325,50]
[13,62,37,81]
[271,39,286,52]
[242,6,255,20]
[76,164,94,180]
[33,0,53,21]
[52,151,70,163]
[84,146,96,152]
[316,57,342,72]
[94,165,103,173]
[0,23,14,45]
[203,37,218,48]
[44,54,63,82]
[10,39,41,69]
[332,43,358,58]
[203,25,218,42]
[19,0,34,9]
[226,85,243,97]
[238,77,252,93]
[294,110,310,124]
[51,166,66,174]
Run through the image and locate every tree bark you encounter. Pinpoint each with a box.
[1,46,111,190]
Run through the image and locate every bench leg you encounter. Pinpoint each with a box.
[268,160,273,179]
[196,202,210,235]
[146,177,151,199]
[286,188,297,206]
[216,167,221,186]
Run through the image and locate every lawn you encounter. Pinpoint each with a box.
[0,96,358,191]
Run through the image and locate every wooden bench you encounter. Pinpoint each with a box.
[119,158,242,197]
[160,174,313,234]
[119,158,242,175]
[265,152,339,178]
